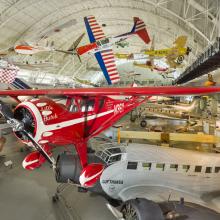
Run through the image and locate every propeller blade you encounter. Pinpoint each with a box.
[77,54,82,63]
[0,101,13,119]
[73,33,85,50]
[21,130,55,166]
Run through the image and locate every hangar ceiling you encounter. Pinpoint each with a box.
[0,0,219,86]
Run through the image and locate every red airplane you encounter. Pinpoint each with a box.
[0,86,220,187]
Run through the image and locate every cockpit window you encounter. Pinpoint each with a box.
[81,99,95,112]
[108,154,121,164]
[68,98,78,112]
[100,38,109,45]
[108,148,122,154]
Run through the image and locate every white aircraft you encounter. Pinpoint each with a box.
[55,142,220,220]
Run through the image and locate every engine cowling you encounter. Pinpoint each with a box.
[55,153,105,186]
[13,97,70,144]
[55,153,82,184]
[14,105,36,141]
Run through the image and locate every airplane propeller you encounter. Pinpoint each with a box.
[0,101,55,167]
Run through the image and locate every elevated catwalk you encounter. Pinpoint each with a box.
[174,37,220,84]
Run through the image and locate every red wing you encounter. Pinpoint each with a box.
[0,86,220,97]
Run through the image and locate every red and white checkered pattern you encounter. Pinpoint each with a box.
[87,16,106,41]
[100,49,120,84]
[0,62,19,84]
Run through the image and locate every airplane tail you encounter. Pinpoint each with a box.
[130,17,150,44]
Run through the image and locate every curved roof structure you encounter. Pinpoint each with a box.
[0,0,219,86]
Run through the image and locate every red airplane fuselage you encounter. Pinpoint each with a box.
[13,95,147,169]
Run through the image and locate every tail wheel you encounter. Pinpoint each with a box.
[140,120,147,128]
[121,198,163,220]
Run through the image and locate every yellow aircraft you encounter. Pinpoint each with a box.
[115,36,191,68]
[144,35,191,68]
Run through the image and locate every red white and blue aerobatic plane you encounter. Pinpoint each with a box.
[76,16,150,85]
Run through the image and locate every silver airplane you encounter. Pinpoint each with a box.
[55,142,220,220]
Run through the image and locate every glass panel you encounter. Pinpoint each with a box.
[156,163,165,171]
[142,162,152,170]
[170,164,178,171]
[81,99,95,112]
[195,166,202,173]
[127,162,138,170]
[182,165,190,172]
[215,167,220,173]
[205,167,212,173]
[109,155,121,164]
[68,99,78,112]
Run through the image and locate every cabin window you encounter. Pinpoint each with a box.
[81,99,95,112]
[195,166,202,173]
[127,162,138,170]
[68,99,78,112]
[156,163,165,171]
[215,167,220,173]
[170,164,178,171]
[142,162,152,170]
[205,167,212,173]
[182,165,190,172]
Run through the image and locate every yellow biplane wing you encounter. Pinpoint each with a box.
[173,36,187,48]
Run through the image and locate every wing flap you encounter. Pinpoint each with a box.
[0,86,220,97]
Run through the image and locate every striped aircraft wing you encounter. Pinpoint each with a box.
[95,49,120,85]
[84,16,106,43]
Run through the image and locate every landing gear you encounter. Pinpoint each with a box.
[140,120,147,128]
[121,198,163,220]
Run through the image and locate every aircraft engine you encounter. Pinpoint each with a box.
[55,153,82,184]
[176,55,184,64]
[14,106,36,141]
[55,153,105,185]
[12,97,70,144]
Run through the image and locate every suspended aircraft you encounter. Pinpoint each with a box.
[14,33,85,59]
[76,16,150,85]
[116,35,191,69]
[0,86,219,184]
[144,35,191,68]
[132,97,202,127]
[133,59,169,72]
